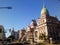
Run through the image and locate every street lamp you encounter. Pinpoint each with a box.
[0,6,12,9]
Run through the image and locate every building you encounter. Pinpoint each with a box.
[0,25,5,45]
[34,6,60,43]
[26,20,37,43]
[0,25,5,40]
[11,28,19,40]
[18,29,26,41]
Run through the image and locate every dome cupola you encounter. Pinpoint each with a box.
[41,6,49,15]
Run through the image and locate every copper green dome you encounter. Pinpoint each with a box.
[41,6,49,15]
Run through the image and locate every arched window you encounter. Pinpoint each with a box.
[35,31,37,37]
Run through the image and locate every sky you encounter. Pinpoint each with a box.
[0,0,60,37]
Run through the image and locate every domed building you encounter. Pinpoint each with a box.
[34,6,60,43]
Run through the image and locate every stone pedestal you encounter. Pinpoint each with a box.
[49,37,53,43]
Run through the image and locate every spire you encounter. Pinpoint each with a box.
[42,0,46,8]
[43,5,46,8]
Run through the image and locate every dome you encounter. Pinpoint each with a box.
[41,6,49,15]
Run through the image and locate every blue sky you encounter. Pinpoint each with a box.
[0,0,60,37]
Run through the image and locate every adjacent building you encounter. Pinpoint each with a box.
[18,29,26,41]
[0,25,5,45]
[11,28,19,40]
[26,20,37,43]
[0,25,5,40]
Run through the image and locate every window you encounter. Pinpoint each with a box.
[35,31,37,37]
[0,29,2,33]
[43,20,44,22]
